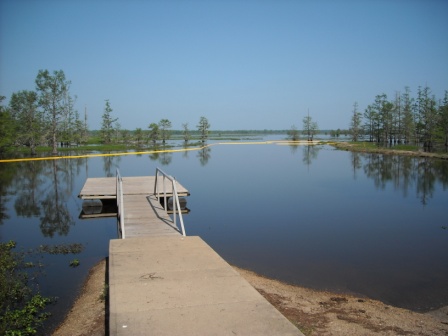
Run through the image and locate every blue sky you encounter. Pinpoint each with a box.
[1,0,447,130]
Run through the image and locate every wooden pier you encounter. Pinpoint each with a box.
[78,176,189,237]
[79,173,303,335]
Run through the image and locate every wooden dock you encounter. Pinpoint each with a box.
[78,176,189,237]
[78,176,189,200]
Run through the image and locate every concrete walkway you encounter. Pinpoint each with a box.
[109,236,304,335]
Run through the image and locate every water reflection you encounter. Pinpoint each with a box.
[302,145,321,166]
[197,146,211,166]
[362,153,447,205]
[102,155,121,177]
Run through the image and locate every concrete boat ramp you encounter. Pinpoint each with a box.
[80,171,303,335]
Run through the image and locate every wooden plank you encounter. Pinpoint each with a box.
[78,176,189,199]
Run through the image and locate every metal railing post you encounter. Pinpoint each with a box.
[154,167,186,236]
[116,169,125,239]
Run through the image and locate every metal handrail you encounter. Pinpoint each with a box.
[154,167,186,236]
[116,169,125,239]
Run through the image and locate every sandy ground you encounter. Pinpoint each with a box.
[53,259,448,336]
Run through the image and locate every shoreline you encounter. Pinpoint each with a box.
[53,259,448,336]
[330,141,448,160]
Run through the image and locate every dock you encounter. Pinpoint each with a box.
[79,171,303,335]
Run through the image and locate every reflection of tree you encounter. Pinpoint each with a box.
[182,145,190,159]
[159,152,172,166]
[288,144,299,154]
[197,147,211,166]
[39,160,74,237]
[361,153,442,205]
[102,154,121,177]
[14,161,44,218]
[0,163,18,225]
[302,145,321,167]
[148,151,159,162]
[350,152,362,179]
[415,158,436,206]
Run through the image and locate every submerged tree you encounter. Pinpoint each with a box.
[148,123,160,144]
[197,116,210,142]
[182,122,191,143]
[302,113,318,141]
[9,91,43,155]
[0,96,15,153]
[100,100,118,144]
[35,69,71,155]
[287,125,300,141]
[158,119,171,144]
[349,102,362,142]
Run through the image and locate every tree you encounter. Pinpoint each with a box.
[148,123,160,144]
[9,91,43,155]
[437,90,448,147]
[415,85,438,148]
[302,113,318,141]
[35,69,70,155]
[363,104,375,142]
[197,116,210,142]
[287,125,300,141]
[158,119,172,144]
[401,87,415,144]
[349,102,362,142]
[0,96,15,153]
[182,123,191,143]
[100,100,117,144]
[134,128,143,146]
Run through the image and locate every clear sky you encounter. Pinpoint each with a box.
[1,0,447,131]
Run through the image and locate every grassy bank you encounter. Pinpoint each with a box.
[331,141,448,160]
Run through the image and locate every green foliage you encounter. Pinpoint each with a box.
[148,123,160,144]
[69,259,80,267]
[100,100,118,144]
[35,69,71,155]
[158,119,172,143]
[0,96,16,154]
[197,116,210,142]
[9,90,43,155]
[287,125,300,141]
[0,241,51,335]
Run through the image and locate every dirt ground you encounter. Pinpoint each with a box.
[53,259,448,336]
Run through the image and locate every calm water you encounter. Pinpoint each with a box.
[1,140,447,332]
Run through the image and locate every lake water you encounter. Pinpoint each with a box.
[1,139,447,332]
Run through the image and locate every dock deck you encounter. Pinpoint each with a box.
[78,176,189,200]
[109,236,303,335]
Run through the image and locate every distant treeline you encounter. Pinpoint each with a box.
[349,85,448,148]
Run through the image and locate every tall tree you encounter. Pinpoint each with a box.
[100,100,117,144]
[287,125,300,141]
[363,104,375,142]
[415,85,438,148]
[197,116,210,142]
[134,128,143,146]
[60,93,77,146]
[401,87,415,144]
[0,96,15,153]
[148,123,160,144]
[9,90,43,155]
[35,69,70,155]
[438,90,448,147]
[158,119,172,144]
[302,113,318,141]
[182,122,191,143]
[349,102,362,142]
